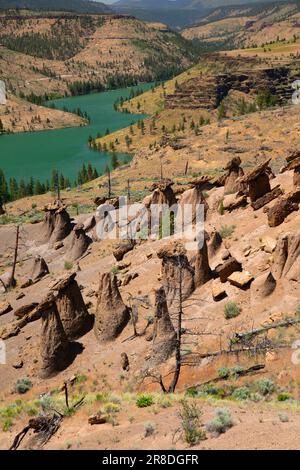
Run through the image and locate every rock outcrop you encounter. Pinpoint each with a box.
[152,287,176,364]
[39,294,72,378]
[50,272,93,340]
[157,241,194,309]
[94,272,130,342]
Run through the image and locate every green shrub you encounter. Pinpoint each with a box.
[111,265,120,275]
[2,418,12,432]
[136,394,154,408]
[179,400,206,446]
[277,392,290,402]
[232,387,250,401]
[224,301,241,319]
[185,387,198,397]
[206,408,233,435]
[218,367,230,379]
[219,225,236,238]
[255,379,276,396]
[15,378,33,394]
[64,261,73,270]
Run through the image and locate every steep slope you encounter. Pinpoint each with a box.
[182,1,300,49]
[113,0,287,28]
[0,11,198,132]
[0,12,198,98]
[0,0,112,14]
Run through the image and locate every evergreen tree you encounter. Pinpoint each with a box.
[0,169,9,202]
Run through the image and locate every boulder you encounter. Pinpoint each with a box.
[14,302,38,319]
[228,271,254,289]
[222,193,247,212]
[267,198,298,227]
[212,280,227,301]
[215,256,242,283]
[251,185,283,211]
[113,240,135,261]
[94,272,130,342]
[0,302,12,316]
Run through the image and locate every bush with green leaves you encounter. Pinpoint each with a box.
[277,392,290,402]
[136,394,154,408]
[219,225,236,238]
[224,301,241,319]
[179,400,206,446]
[232,387,250,401]
[255,379,276,397]
[206,408,233,435]
[15,378,33,394]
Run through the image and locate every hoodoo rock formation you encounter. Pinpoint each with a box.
[39,294,72,379]
[271,232,300,282]
[208,230,223,258]
[180,176,210,223]
[251,271,277,302]
[30,256,49,283]
[94,272,130,342]
[194,236,212,288]
[149,179,177,207]
[239,159,272,203]
[66,223,92,261]
[152,287,176,364]
[283,150,300,188]
[41,202,73,245]
[223,157,245,194]
[157,241,194,310]
[50,272,93,340]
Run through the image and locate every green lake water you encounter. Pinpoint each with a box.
[0,84,150,184]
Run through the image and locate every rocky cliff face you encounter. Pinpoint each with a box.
[165,66,292,110]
